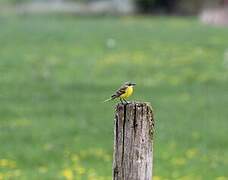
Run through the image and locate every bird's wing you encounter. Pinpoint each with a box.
[111,85,128,99]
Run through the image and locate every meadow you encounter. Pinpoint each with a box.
[0,15,228,180]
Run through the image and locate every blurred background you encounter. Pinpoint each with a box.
[0,0,228,179]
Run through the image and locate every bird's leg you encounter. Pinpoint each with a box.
[123,98,129,104]
[120,98,124,104]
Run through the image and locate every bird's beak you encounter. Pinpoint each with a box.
[132,83,136,86]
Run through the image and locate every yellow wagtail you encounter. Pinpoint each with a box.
[104,82,136,104]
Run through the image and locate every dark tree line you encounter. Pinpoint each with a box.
[136,0,177,13]
[135,0,225,14]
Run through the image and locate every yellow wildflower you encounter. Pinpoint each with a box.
[0,159,8,167]
[171,157,186,166]
[216,176,228,180]
[185,148,198,159]
[62,169,73,180]
[0,159,16,168]
[153,176,162,180]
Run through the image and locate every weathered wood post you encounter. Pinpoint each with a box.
[113,102,155,180]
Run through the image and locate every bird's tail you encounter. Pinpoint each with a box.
[103,97,113,103]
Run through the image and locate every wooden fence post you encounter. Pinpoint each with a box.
[113,102,155,180]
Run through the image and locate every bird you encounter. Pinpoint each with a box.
[104,82,136,104]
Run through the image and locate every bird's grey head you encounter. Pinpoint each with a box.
[125,82,136,86]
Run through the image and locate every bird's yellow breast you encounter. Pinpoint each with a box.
[120,86,133,99]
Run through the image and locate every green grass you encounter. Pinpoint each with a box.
[0,15,228,180]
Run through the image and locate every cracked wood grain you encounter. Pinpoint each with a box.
[113,102,155,180]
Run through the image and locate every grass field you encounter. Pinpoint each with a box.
[0,15,228,180]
